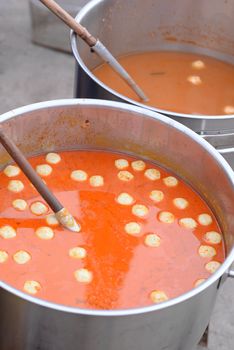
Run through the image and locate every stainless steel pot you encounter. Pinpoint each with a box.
[0,99,234,350]
[71,0,234,166]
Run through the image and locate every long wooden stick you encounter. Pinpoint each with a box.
[40,0,97,47]
[0,127,80,233]
[39,0,149,102]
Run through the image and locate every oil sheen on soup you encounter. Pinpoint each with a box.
[0,150,225,309]
[93,51,234,116]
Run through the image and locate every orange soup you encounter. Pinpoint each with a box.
[0,150,225,309]
[93,51,234,116]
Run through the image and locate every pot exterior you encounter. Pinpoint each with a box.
[75,64,121,103]
[0,281,220,350]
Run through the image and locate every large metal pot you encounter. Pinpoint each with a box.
[71,0,234,166]
[0,99,234,350]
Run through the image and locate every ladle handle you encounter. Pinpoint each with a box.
[39,0,97,46]
[0,126,81,232]
[0,126,63,213]
[40,0,149,102]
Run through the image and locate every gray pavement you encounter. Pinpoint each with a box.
[0,1,233,349]
[0,0,75,114]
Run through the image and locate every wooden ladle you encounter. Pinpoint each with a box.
[0,127,80,233]
[39,0,149,102]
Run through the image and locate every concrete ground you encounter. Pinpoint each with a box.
[0,0,75,114]
[0,1,233,349]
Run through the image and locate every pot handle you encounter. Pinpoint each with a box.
[228,269,234,278]
[217,147,234,155]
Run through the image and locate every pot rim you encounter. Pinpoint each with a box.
[0,98,234,316]
[70,0,234,121]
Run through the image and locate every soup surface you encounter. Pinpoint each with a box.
[93,51,234,115]
[0,150,224,309]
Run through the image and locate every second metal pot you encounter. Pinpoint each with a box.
[71,0,234,166]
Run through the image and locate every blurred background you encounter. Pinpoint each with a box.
[0,0,88,114]
[0,1,233,349]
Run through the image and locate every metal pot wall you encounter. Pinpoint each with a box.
[70,0,234,166]
[1,99,234,350]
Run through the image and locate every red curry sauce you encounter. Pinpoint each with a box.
[93,51,234,115]
[0,150,225,309]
